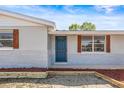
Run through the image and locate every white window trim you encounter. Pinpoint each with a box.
[81,35,106,53]
[0,47,13,50]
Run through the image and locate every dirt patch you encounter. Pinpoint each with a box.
[0,74,117,88]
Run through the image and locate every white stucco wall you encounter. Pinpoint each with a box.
[50,35,124,68]
[111,35,124,54]
[0,14,49,68]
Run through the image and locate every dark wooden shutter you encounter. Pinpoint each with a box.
[106,35,110,53]
[77,35,81,53]
[13,29,19,49]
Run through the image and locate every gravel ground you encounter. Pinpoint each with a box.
[0,74,117,88]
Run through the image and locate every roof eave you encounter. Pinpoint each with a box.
[0,9,55,27]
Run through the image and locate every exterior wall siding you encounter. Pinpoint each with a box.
[48,35,53,67]
[111,35,124,53]
[0,50,47,68]
[0,26,48,68]
[50,35,124,68]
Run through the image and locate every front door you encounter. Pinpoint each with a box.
[55,36,67,62]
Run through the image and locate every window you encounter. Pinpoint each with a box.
[81,35,105,52]
[82,36,92,52]
[0,33,13,48]
[94,36,105,52]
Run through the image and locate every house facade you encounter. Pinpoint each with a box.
[0,10,54,69]
[49,31,124,70]
[0,10,124,72]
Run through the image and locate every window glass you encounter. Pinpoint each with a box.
[0,40,13,47]
[0,33,13,39]
[94,36,105,52]
[81,36,92,52]
[81,35,105,52]
[0,33,13,48]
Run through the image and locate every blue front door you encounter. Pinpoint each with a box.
[56,36,67,62]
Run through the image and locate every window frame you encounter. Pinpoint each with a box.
[0,31,13,50]
[81,35,106,53]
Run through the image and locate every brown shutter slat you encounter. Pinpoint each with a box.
[106,35,110,53]
[77,35,81,53]
[13,29,19,49]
